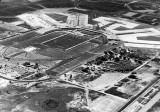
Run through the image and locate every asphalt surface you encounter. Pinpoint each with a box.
[117,77,160,112]
[139,91,160,112]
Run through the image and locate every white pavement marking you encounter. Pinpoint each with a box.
[41,33,68,44]
[66,35,102,51]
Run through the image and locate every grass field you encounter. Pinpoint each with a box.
[43,34,89,50]
[0,31,40,46]
[0,6,36,16]
[78,1,128,12]
[41,2,75,8]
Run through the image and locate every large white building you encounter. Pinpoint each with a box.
[17,10,89,28]
[94,17,160,49]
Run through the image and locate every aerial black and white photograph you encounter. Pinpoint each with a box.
[1,0,160,112]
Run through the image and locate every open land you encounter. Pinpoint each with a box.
[0,0,160,112]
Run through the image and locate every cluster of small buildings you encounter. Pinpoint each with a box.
[60,47,144,85]
[0,0,160,112]
[0,60,48,81]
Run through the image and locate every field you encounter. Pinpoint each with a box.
[138,36,160,41]
[8,30,97,52]
[0,31,40,46]
[0,86,85,112]
[147,99,160,112]
[27,4,44,9]
[43,34,89,50]
[0,6,36,16]
[10,31,65,49]
[91,96,126,112]
[0,29,101,76]
[41,2,75,8]
[78,1,129,12]
[53,52,97,73]
[0,2,44,16]
[0,29,99,70]
[0,17,20,23]
[78,29,101,36]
